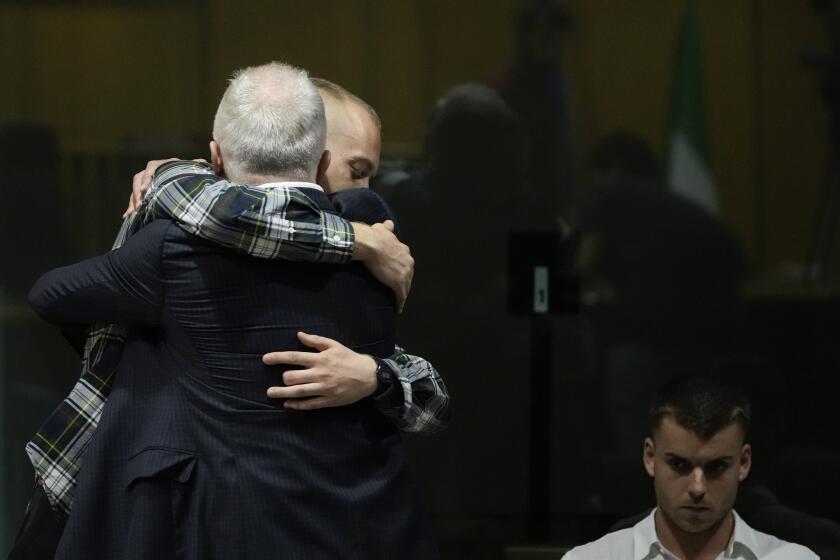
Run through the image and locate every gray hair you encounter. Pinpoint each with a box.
[213,61,326,181]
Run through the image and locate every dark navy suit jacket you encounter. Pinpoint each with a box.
[29,188,437,560]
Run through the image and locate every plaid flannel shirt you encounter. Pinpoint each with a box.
[27,160,450,514]
[377,349,451,434]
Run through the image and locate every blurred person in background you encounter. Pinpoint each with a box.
[489,0,577,219]
[380,83,540,522]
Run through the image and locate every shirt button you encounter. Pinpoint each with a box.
[333,235,341,241]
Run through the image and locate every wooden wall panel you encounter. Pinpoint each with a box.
[0,0,832,271]
[417,0,516,96]
[0,5,205,151]
[205,0,370,126]
[566,0,679,153]
[758,2,828,270]
[698,1,756,260]
[204,1,429,143]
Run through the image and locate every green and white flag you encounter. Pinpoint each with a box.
[667,0,718,214]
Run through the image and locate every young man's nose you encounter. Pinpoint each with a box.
[688,467,707,500]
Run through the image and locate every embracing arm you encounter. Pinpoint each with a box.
[28,220,167,328]
[132,160,412,308]
[263,332,450,434]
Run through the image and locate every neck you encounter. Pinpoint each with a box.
[654,509,734,560]
[228,172,315,185]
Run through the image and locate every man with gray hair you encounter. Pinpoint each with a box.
[212,62,328,183]
[24,61,439,559]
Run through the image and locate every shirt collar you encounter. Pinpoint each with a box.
[635,509,759,560]
[257,181,324,192]
[725,510,760,559]
[634,510,667,560]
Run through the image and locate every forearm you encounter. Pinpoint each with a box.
[28,222,167,327]
[146,160,355,264]
[350,222,379,262]
[369,348,451,434]
[28,258,137,326]
[349,222,413,309]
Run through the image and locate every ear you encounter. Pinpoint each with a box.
[209,140,225,177]
[738,443,752,482]
[643,437,656,477]
[316,149,331,189]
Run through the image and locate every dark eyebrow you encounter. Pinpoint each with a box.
[705,457,734,465]
[663,453,734,465]
[664,452,688,461]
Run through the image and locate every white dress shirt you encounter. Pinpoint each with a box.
[257,181,324,191]
[562,509,818,559]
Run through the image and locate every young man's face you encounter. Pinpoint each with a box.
[643,416,751,536]
[320,95,381,193]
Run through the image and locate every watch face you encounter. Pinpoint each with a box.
[373,360,392,396]
[376,362,389,384]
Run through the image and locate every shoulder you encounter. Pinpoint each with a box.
[140,217,178,236]
[739,514,820,559]
[114,218,177,257]
[561,527,634,560]
[330,188,396,226]
[120,219,203,266]
[147,217,228,260]
[751,532,819,558]
[137,218,208,247]
[127,218,184,250]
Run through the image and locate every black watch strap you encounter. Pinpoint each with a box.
[371,357,395,399]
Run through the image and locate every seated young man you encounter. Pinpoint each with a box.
[563,374,818,560]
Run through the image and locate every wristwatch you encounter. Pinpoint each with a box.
[371,357,394,398]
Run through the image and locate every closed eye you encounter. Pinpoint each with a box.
[349,158,374,180]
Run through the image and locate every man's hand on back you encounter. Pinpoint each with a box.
[122,158,178,218]
[351,220,414,312]
[122,158,208,218]
[264,331,378,410]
